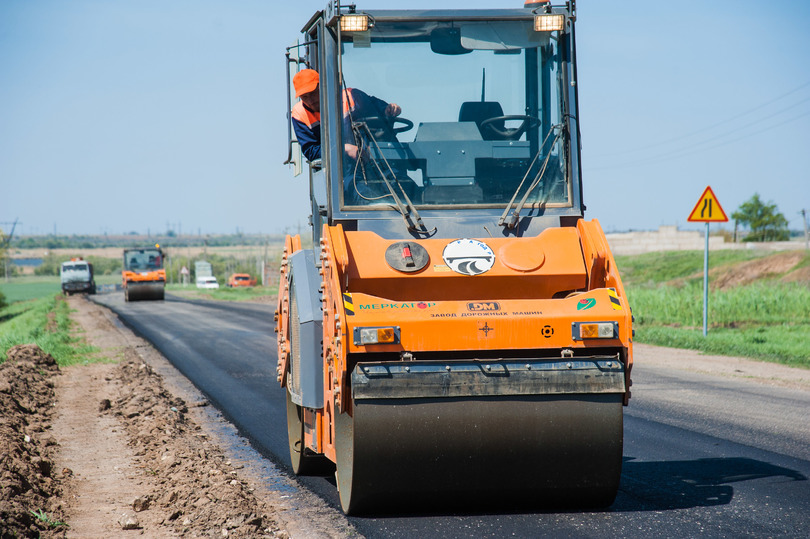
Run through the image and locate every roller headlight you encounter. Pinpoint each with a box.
[354,326,400,346]
[572,321,618,340]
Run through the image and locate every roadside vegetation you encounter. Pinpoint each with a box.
[617,250,810,369]
[0,276,61,303]
[34,253,122,276]
[162,251,271,286]
[731,193,790,242]
[2,247,808,369]
[167,282,278,302]
[1,275,121,304]
[0,294,97,366]
[11,231,281,250]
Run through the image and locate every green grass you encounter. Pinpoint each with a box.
[0,274,120,304]
[636,324,810,369]
[627,281,810,327]
[0,276,61,303]
[29,508,68,529]
[0,295,98,367]
[166,283,277,302]
[618,252,810,368]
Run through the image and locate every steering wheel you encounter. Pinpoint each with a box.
[480,115,540,141]
[363,115,415,136]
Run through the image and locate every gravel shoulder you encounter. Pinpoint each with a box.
[633,343,810,392]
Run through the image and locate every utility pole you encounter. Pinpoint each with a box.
[1,219,21,283]
[263,236,269,287]
[802,209,809,250]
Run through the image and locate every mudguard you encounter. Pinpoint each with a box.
[287,250,324,409]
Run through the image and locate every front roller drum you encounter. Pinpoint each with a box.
[335,359,625,514]
[125,282,165,301]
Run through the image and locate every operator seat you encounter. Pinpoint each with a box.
[458,101,506,141]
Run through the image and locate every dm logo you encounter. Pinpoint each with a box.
[577,298,596,311]
[442,239,495,276]
[467,302,500,312]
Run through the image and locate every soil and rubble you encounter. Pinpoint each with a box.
[0,344,67,538]
[1,297,355,538]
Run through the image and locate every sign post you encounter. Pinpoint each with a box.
[687,186,729,336]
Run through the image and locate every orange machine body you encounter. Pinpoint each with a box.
[122,268,166,286]
[277,219,633,464]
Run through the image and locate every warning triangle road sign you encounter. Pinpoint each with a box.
[687,186,729,222]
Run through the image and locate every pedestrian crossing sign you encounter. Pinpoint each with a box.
[687,186,728,222]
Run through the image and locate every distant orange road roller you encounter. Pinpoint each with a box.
[122,245,166,301]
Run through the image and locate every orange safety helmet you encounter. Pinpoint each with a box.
[293,69,319,98]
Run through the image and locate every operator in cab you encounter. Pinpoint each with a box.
[291,68,402,163]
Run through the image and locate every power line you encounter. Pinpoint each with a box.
[586,108,810,171]
[591,79,810,159]
[669,96,810,154]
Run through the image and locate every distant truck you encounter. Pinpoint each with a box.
[60,258,96,295]
[122,246,166,301]
[227,273,256,288]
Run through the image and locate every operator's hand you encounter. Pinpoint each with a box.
[345,143,366,161]
[385,103,401,117]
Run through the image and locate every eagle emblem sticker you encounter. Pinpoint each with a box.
[442,239,495,276]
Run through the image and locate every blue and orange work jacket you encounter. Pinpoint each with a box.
[291,88,390,162]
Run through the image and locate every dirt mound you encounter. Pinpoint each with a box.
[104,358,284,538]
[0,345,68,539]
[711,251,806,290]
[4,343,60,371]
[781,263,810,285]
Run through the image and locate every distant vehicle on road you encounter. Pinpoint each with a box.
[196,276,220,289]
[227,273,256,288]
[60,258,96,295]
[123,245,166,301]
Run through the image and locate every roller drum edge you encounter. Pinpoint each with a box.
[125,282,165,301]
[336,393,624,514]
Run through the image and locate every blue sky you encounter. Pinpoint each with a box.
[1,0,808,237]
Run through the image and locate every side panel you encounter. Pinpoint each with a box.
[288,250,325,409]
[577,218,634,403]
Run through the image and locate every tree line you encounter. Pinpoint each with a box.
[731,193,791,242]
[11,233,283,251]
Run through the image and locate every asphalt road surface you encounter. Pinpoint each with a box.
[92,292,810,538]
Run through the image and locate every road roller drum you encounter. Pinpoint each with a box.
[335,359,625,513]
